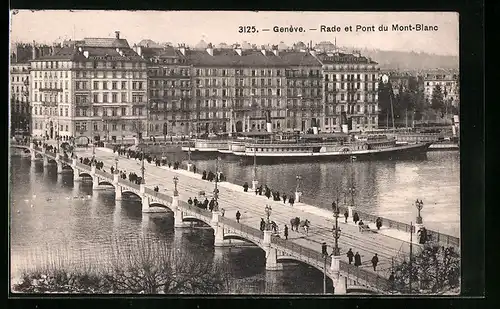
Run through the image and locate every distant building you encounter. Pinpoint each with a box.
[30,31,148,143]
[141,44,192,136]
[317,51,380,132]
[10,44,33,136]
[423,69,459,107]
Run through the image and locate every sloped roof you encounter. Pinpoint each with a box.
[35,47,85,61]
[316,52,377,64]
[83,47,144,61]
[138,39,161,48]
[81,38,130,48]
[279,51,322,67]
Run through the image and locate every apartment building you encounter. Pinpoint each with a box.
[317,52,380,132]
[423,70,459,107]
[30,31,148,143]
[10,45,32,136]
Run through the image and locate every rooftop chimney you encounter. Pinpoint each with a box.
[206,43,213,56]
[272,45,279,57]
[32,40,36,60]
[115,31,120,39]
[234,43,242,56]
[178,43,186,56]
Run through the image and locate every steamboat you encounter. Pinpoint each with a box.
[223,132,431,162]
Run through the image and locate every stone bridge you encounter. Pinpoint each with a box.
[12,142,394,295]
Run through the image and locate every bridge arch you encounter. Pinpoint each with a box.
[62,164,73,170]
[47,158,57,164]
[149,202,173,211]
[276,256,334,280]
[121,191,142,200]
[79,172,93,178]
[23,149,31,154]
[98,181,114,187]
[223,234,263,247]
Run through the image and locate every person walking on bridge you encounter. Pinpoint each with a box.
[344,210,349,223]
[347,248,354,264]
[321,242,328,257]
[371,253,379,271]
[284,225,288,240]
[236,211,241,223]
[354,252,362,267]
[188,197,193,205]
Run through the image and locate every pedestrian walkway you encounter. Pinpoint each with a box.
[73,148,425,279]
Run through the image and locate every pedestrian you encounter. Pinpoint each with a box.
[221,208,225,217]
[344,211,349,223]
[346,248,354,264]
[236,211,241,223]
[321,242,328,256]
[193,197,199,206]
[188,197,193,205]
[282,194,287,204]
[353,212,360,224]
[354,252,362,267]
[371,253,379,271]
[389,272,395,288]
[284,225,288,240]
[243,182,249,192]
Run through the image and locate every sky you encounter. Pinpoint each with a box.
[10,10,459,56]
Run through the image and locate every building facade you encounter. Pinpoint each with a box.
[423,70,459,107]
[30,32,148,143]
[10,45,32,136]
[318,52,380,132]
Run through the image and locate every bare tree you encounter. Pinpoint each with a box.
[105,237,233,294]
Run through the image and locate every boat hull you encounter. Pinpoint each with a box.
[227,142,432,164]
[428,143,459,151]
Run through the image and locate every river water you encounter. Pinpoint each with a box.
[9,151,459,293]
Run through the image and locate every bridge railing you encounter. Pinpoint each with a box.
[340,261,392,292]
[95,169,112,180]
[271,235,332,266]
[152,191,173,203]
[219,216,264,240]
[179,200,213,220]
[76,162,91,172]
[334,205,459,248]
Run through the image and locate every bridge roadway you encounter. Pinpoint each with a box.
[74,148,414,278]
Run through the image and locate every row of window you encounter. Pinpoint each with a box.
[150,90,191,98]
[33,122,70,131]
[75,93,146,104]
[74,107,144,117]
[11,76,29,83]
[326,82,378,91]
[74,71,147,79]
[325,73,377,81]
[148,68,190,76]
[150,80,191,88]
[33,106,69,116]
[33,81,68,90]
[73,81,145,90]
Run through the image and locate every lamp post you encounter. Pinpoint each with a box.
[264,204,272,230]
[114,152,119,174]
[213,156,220,211]
[332,201,341,256]
[140,148,145,184]
[347,185,356,207]
[173,175,179,196]
[295,175,302,203]
[415,199,424,224]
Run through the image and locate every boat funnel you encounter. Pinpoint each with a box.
[312,118,319,134]
[265,110,272,133]
[341,112,349,134]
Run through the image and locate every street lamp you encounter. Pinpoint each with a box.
[331,201,341,256]
[415,199,424,224]
[140,146,145,184]
[114,152,119,174]
[264,204,272,230]
[347,185,356,207]
[295,175,302,192]
[253,146,257,180]
[173,175,179,196]
[213,156,220,211]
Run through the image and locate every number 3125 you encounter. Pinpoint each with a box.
[238,26,257,33]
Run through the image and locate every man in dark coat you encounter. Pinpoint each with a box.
[284,225,289,240]
[209,198,215,211]
[282,194,287,204]
[236,211,241,223]
[289,196,295,207]
[376,217,382,230]
[353,212,360,224]
[203,198,209,209]
[188,197,193,205]
[193,197,199,207]
[371,253,379,271]
[344,211,349,223]
[202,171,207,180]
[354,252,362,267]
[346,248,354,264]
[321,242,328,257]
[243,182,249,192]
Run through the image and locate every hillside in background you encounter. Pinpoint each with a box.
[357,48,459,70]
